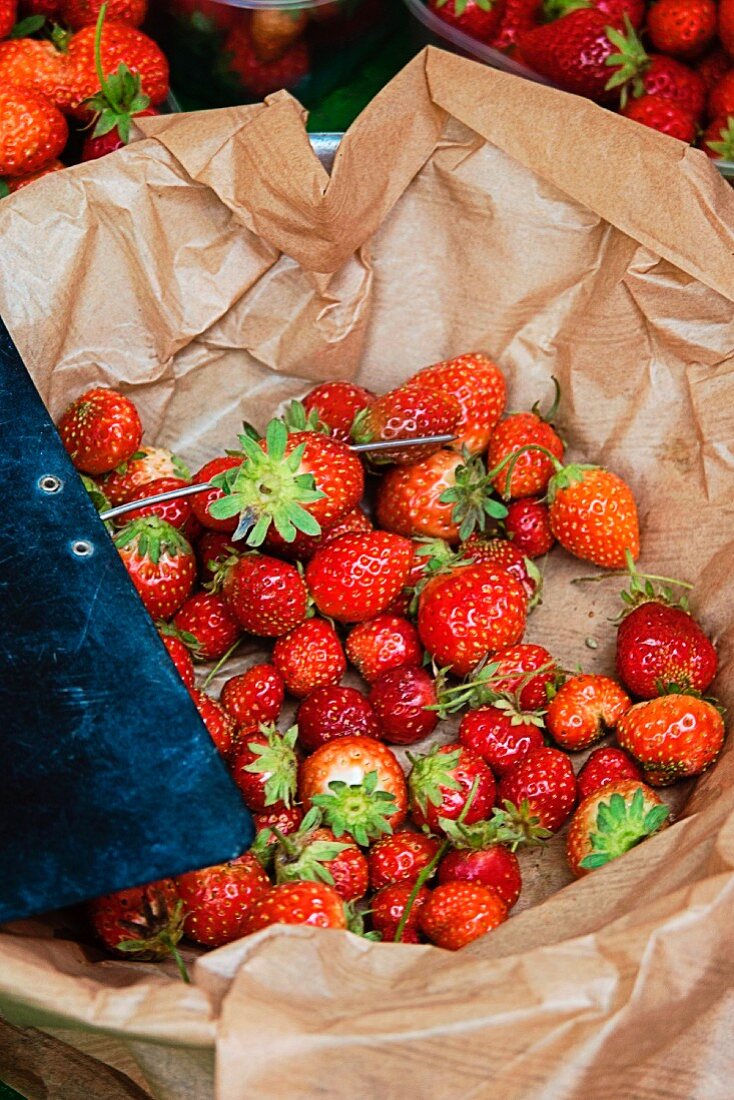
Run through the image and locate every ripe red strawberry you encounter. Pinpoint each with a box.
[417,562,527,676]
[461,536,539,602]
[368,666,439,746]
[272,618,346,698]
[487,0,541,51]
[242,881,346,934]
[647,0,716,59]
[271,811,369,902]
[345,614,423,683]
[546,674,631,751]
[408,353,506,455]
[371,881,431,943]
[638,54,705,118]
[438,835,522,909]
[616,597,717,698]
[484,642,559,710]
[252,804,303,847]
[301,381,375,442]
[114,517,196,620]
[221,664,285,731]
[64,22,169,118]
[459,701,546,777]
[191,456,243,533]
[696,45,730,91]
[408,743,496,833]
[621,94,697,140]
[264,504,374,563]
[351,384,461,466]
[58,387,142,476]
[306,531,414,623]
[419,880,507,950]
[576,745,643,799]
[3,159,65,192]
[498,747,577,832]
[0,0,16,36]
[225,21,309,98]
[219,552,308,637]
[196,530,245,579]
[296,685,382,753]
[616,694,725,784]
[367,831,441,891]
[376,450,465,542]
[231,723,298,813]
[566,780,669,877]
[719,0,734,58]
[0,38,71,110]
[428,0,504,43]
[82,101,157,160]
[488,387,565,499]
[702,115,734,158]
[298,735,408,833]
[544,461,639,569]
[118,476,193,529]
[208,419,364,547]
[504,497,555,558]
[190,688,238,760]
[708,70,734,118]
[173,590,241,661]
[87,878,187,975]
[519,10,627,100]
[158,626,196,688]
[175,854,270,947]
[0,85,67,179]
[100,445,187,505]
[63,0,147,29]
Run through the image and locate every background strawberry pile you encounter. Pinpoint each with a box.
[428,0,734,159]
[52,352,725,962]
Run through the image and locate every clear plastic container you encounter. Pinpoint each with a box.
[148,0,399,114]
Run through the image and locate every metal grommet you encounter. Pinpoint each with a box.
[71,540,94,558]
[38,474,63,494]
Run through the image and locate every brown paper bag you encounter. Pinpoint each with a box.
[1,46,734,1100]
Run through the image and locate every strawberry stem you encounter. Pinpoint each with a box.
[162,935,191,984]
[93,4,118,112]
[201,637,243,689]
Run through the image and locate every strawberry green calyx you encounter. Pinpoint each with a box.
[438,452,509,539]
[282,400,328,435]
[407,746,462,814]
[84,4,150,144]
[156,620,203,657]
[491,799,554,851]
[115,895,190,983]
[543,0,590,20]
[706,117,734,160]
[439,803,551,850]
[433,660,502,716]
[604,15,649,107]
[579,788,670,870]
[113,515,192,562]
[243,723,299,808]
[346,902,381,941]
[81,474,110,514]
[272,806,351,887]
[208,417,326,545]
[310,770,396,847]
[10,14,45,36]
[435,0,493,10]
[619,548,693,612]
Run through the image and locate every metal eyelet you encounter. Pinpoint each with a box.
[38,474,63,494]
[71,540,94,558]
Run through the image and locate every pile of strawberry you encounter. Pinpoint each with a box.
[0,0,170,193]
[430,0,734,158]
[56,352,724,965]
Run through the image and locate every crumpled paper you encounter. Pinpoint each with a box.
[0,45,733,1100]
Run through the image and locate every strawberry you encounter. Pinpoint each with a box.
[250,7,308,62]
[173,590,241,661]
[719,0,734,59]
[0,38,71,110]
[487,0,542,51]
[481,642,559,710]
[0,0,16,35]
[428,0,504,43]
[458,701,546,777]
[208,419,364,546]
[460,536,539,602]
[504,497,555,558]
[221,664,285,731]
[306,531,414,623]
[158,626,195,688]
[64,21,169,118]
[438,828,522,908]
[225,20,309,98]
[114,517,196,620]
[117,476,192,529]
[696,46,731,91]
[231,723,298,813]
[546,674,631,751]
[87,878,187,977]
[408,743,496,833]
[540,460,639,569]
[175,854,270,947]
[621,94,697,140]
[100,445,188,505]
[351,384,461,466]
[57,387,142,476]
[638,54,705,117]
[367,831,441,891]
[419,881,507,950]
[271,810,368,902]
[345,614,423,683]
[191,456,244,533]
[196,530,245,579]
[519,10,631,100]
[368,666,438,746]
[62,0,146,28]
[647,0,716,59]
[2,159,65,193]
[417,562,527,676]
[218,552,309,637]
[576,745,643,799]
[241,881,346,934]
[487,382,565,499]
[251,804,303,848]
[616,694,725,784]
[296,685,382,753]
[498,747,577,832]
[371,881,431,943]
[408,353,506,456]
[272,618,346,698]
[301,381,375,443]
[709,71,734,120]
[566,780,669,877]
[616,594,717,699]
[702,115,734,157]
[0,84,67,178]
[264,504,374,563]
[298,735,408,833]
[190,688,238,760]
